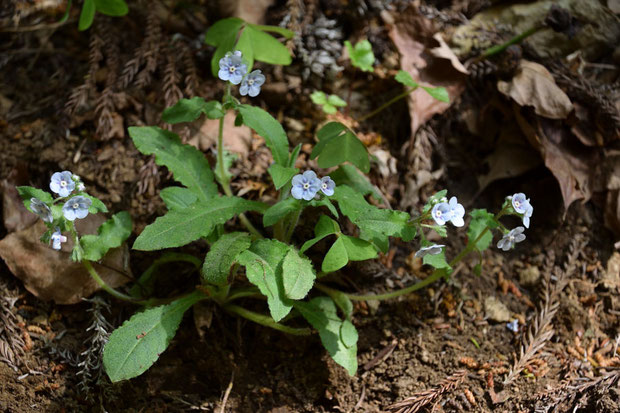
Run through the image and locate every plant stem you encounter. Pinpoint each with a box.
[480,25,543,59]
[83,260,149,304]
[284,207,302,243]
[223,304,311,336]
[358,87,416,122]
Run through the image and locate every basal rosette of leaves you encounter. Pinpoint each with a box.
[19,18,535,384]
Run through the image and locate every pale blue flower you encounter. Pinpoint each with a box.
[50,171,75,197]
[51,227,67,250]
[240,70,265,97]
[30,198,52,223]
[291,171,321,201]
[218,51,247,85]
[431,202,451,225]
[62,196,92,221]
[448,196,465,227]
[497,226,526,251]
[511,193,533,228]
[414,244,444,258]
[506,319,519,333]
[319,176,335,196]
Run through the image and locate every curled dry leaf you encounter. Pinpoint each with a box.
[430,33,469,75]
[0,214,130,305]
[385,4,466,136]
[497,60,573,120]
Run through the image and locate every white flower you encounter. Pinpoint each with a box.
[497,226,526,251]
[51,228,67,250]
[447,196,465,227]
[414,244,445,258]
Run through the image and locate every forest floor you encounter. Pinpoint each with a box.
[1,0,619,412]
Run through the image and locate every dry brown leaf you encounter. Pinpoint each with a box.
[0,216,130,305]
[190,111,252,157]
[430,33,469,75]
[385,4,466,136]
[497,60,573,120]
[1,180,37,232]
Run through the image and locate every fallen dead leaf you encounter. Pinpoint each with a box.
[497,60,573,120]
[430,33,469,75]
[190,111,252,157]
[1,180,37,233]
[385,4,467,136]
[0,213,130,305]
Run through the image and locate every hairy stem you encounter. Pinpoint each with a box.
[284,207,302,243]
[223,304,311,336]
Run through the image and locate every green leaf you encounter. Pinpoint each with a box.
[214,150,237,186]
[333,186,415,242]
[322,237,349,273]
[17,186,53,211]
[159,187,198,210]
[422,86,450,103]
[79,0,96,30]
[103,291,203,382]
[245,25,292,66]
[421,190,448,214]
[300,215,340,253]
[310,91,327,105]
[467,209,498,252]
[263,197,299,227]
[341,235,377,261]
[323,288,353,319]
[80,212,132,261]
[205,17,245,76]
[202,232,252,286]
[394,70,418,88]
[238,105,289,167]
[422,250,450,269]
[94,0,128,16]
[294,297,358,376]
[329,164,382,200]
[308,197,339,218]
[129,126,217,203]
[340,320,358,348]
[281,249,316,300]
[268,164,298,190]
[84,195,108,214]
[133,197,266,251]
[322,104,336,114]
[248,23,294,38]
[161,98,224,124]
[428,224,447,238]
[327,94,347,107]
[311,122,370,173]
[237,239,292,321]
[345,39,375,72]
[288,143,302,168]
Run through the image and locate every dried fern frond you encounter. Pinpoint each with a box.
[0,292,25,371]
[163,51,183,109]
[388,370,467,413]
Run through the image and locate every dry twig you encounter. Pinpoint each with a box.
[388,370,467,413]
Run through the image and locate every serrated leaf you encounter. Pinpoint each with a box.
[160,187,198,210]
[237,239,292,321]
[467,209,498,252]
[238,104,289,167]
[268,164,298,190]
[329,165,382,200]
[129,126,217,203]
[80,212,132,261]
[94,0,128,16]
[79,0,95,30]
[300,215,340,253]
[205,17,245,76]
[394,70,418,88]
[202,232,251,286]
[422,86,450,103]
[311,122,369,173]
[310,91,327,105]
[133,197,266,251]
[263,197,299,227]
[161,98,224,124]
[103,291,203,382]
[294,297,358,376]
[282,249,316,300]
[345,39,375,72]
[322,237,348,273]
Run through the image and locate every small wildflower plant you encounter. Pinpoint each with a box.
[20,19,535,384]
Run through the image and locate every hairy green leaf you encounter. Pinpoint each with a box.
[84,195,109,214]
[467,209,498,252]
[202,232,252,286]
[81,212,132,261]
[322,237,349,273]
[423,250,450,269]
[129,126,217,202]
[162,98,224,124]
[238,105,290,167]
[268,164,298,190]
[311,122,369,173]
[17,186,53,210]
[103,291,203,382]
[329,165,382,200]
[205,17,245,76]
[133,197,266,251]
[300,215,340,253]
[294,297,358,375]
[281,249,316,300]
[159,187,198,210]
[263,197,299,227]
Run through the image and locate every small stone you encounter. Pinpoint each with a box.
[519,265,541,286]
[484,296,511,322]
